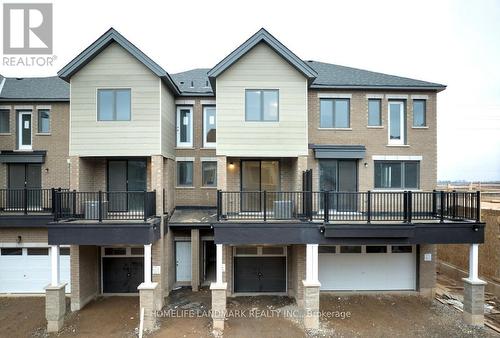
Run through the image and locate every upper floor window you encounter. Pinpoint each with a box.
[388,101,405,145]
[203,106,216,148]
[97,89,131,121]
[245,89,279,121]
[37,109,50,133]
[202,161,217,187]
[374,161,419,189]
[177,106,193,147]
[320,98,350,128]
[177,161,193,187]
[368,99,382,126]
[413,100,426,127]
[0,109,9,133]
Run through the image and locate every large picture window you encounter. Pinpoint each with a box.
[97,89,131,121]
[374,161,419,189]
[245,89,279,121]
[320,98,350,128]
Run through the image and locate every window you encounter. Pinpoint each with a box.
[366,246,387,253]
[131,247,144,255]
[176,107,193,147]
[340,246,361,254]
[97,89,131,121]
[245,89,278,121]
[27,248,49,255]
[177,161,193,186]
[368,99,382,126]
[37,109,50,133]
[374,161,420,189]
[320,98,350,128]
[60,248,70,255]
[0,109,9,133]
[202,161,217,187]
[1,248,22,255]
[413,100,426,127]
[203,106,216,147]
[319,246,336,254]
[104,247,126,255]
[388,101,405,144]
[391,245,413,253]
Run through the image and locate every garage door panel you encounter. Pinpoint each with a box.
[319,247,416,291]
[0,248,71,293]
[234,257,286,293]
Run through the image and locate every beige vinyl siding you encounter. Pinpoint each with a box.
[69,42,161,156]
[216,43,308,157]
[160,80,175,159]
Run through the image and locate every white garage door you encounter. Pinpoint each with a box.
[0,247,71,293]
[319,245,416,291]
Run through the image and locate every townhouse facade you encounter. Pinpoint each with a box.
[0,28,486,332]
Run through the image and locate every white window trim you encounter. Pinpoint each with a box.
[200,157,217,162]
[385,94,408,99]
[200,100,216,105]
[372,155,423,161]
[365,94,384,99]
[17,110,32,150]
[388,101,405,145]
[203,106,216,148]
[175,157,195,162]
[175,99,195,105]
[411,95,429,100]
[176,106,193,148]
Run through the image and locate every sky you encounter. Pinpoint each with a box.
[1,0,499,181]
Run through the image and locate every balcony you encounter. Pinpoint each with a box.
[53,191,157,222]
[216,190,481,224]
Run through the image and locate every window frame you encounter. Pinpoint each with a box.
[374,160,420,190]
[177,161,194,187]
[319,98,351,128]
[202,105,216,148]
[367,98,382,126]
[17,110,32,150]
[201,161,217,187]
[176,106,193,148]
[412,99,427,127]
[245,89,279,122]
[96,88,132,121]
[0,109,10,133]
[37,109,51,134]
[387,101,405,145]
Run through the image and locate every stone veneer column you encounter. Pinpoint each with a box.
[419,244,437,298]
[151,155,166,308]
[211,244,227,331]
[138,282,159,331]
[302,244,320,330]
[463,243,486,326]
[191,229,200,292]
[45,284,67,332]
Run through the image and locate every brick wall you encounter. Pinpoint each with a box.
[308,90,437,191]
[0,102,70,189]
[70,245,99,311]
[175,97,217,207]
[0,227,47,243]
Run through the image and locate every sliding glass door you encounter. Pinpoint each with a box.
[241,160,280,212]
[319,160,357,212]
[107,160,146,212]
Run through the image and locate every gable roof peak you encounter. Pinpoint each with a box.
[208,28,317,82]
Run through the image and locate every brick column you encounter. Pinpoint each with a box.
[151,155,166,307]
[294,156,308,190]
[217,156,227,191]
[69,156,80,191]
[419,244,436,298]
[463,279,486,326]
[45,283,67,332]
[70,245,99,312]
[211,244,227,331]
[191,229,200,292]
[138,282,159,331]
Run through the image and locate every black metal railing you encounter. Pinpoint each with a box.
[217,190,481,223]
[53,190,157,222]
[0,188,64,214]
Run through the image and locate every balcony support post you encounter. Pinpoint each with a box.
[407,191,412,223]
[476,191,481,223]
[263,191,267,222]
[367,191,371,223]
[45,245,66,332]
[211,243,227,331]
[143,190,147,223]
[440,191,445,223]
[98,191,102,222]
[462,243,486,326]
[303,244,320,329]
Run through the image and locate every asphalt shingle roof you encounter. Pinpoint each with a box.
[170,69,213,96]
[0,76,69,101]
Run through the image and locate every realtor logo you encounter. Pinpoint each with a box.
[3,3,53,54]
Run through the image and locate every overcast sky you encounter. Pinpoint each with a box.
[2,0,499,181]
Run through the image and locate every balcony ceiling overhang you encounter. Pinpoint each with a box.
[309,144,366,159]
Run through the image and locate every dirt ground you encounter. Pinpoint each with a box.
[1,288,498,337]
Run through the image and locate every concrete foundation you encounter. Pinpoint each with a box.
[302,281,321,330]
[463,278,486,326]
[138,282,159,331]
[210,282,227,331]
[45,283,67,333]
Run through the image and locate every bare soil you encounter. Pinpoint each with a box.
[0,297,47,337]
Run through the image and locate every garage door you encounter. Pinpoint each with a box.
[233,246,287,293]
[0,247,71,293]
[319,245,416,291]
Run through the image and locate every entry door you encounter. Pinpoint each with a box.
[241,160,280,212]
[234,257,286,292]
[107,160,146,212]
[8,164,41,209]
[102,257,144,293]
[176,242,192,282]
[319,160,357,211]
[18,111,32,150]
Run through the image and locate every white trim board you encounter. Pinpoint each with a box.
[365,94,384,99]
[372,155,423,161]
[176,157,195,162]
[385,94,408,99]
[175,99,195,105]
[318,93,352,99]
[411,95,429,100]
